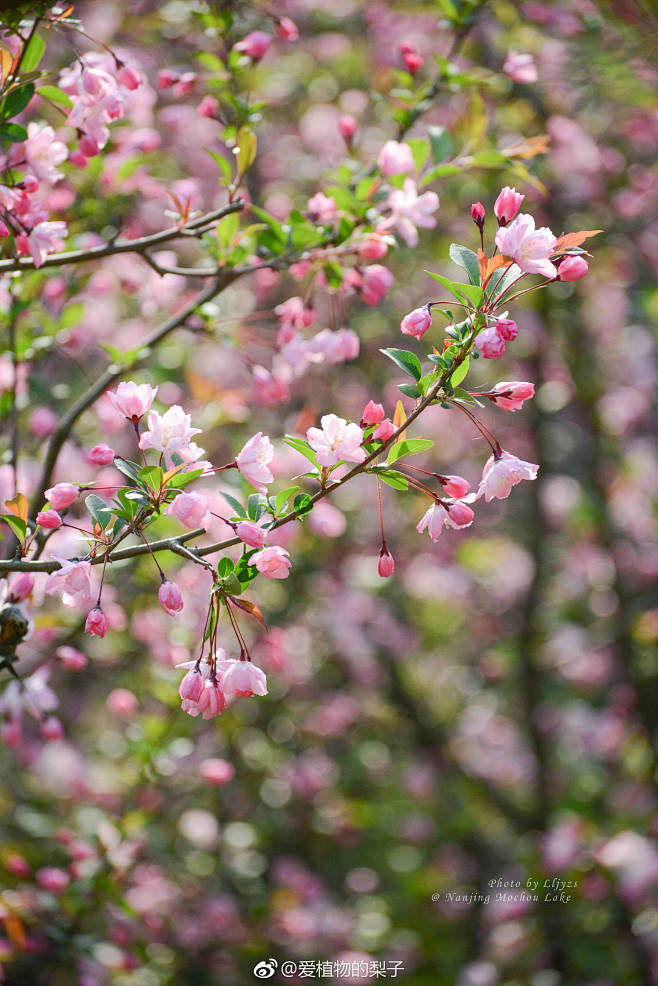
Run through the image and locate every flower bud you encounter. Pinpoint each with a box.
[276,17,299,41]
[476,326,506,359]
[400,306,431,339]
[558,256,589,281]
[496,317,518,340]
[471,202,485,228]
[37,510,62,530]
[339,115,357,140]
[8,572,35,602]
[361,400,385,426]
[85,606,109,638]
[45,482,78,510]
[158,579,184,615]
[438,475,471,498]
[493,186,525,224]
[378,546,395,578]
[87,443,115,466]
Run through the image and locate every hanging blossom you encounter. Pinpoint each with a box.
[236,433,275,493]
[44,559,92,608]
[59,52,142,157]
[416,501,475,542]
[477,451,539,502]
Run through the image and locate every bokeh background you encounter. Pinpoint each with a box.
[1,2,657,985]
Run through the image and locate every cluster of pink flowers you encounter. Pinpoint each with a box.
[178,655,268,720]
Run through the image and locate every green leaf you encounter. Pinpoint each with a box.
[370,468,409,491]
[0,514,26,541]
[217,557,235,579]
[1,83,34,120]
[449,243,480,286]
[398,383,421,399]
[203,146,231,181]
[380,347,422,381]
[0,122,27,143]
[20,33,45,73]
[221,491,247,518]
[113,458,141,483]
[425,271,466,301]
[449,357,470,387]
[487,263,522,304]
[284,436,319,469]
[293,493,314,515]
[138,465,163,491]
[36,85,72,109]
[167,467,204,490]
[85,494,113,531]
[428,126,453,163]
[407,137,430,171]
[453,282,484,309]
[249,205,285,241]
[275,486,299,514]
[387,438,434,465]
[247,493,268,521]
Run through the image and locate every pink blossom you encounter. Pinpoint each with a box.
[253,545,291,579]
[377,140,415,176]
[558,256,589,280]
[359,232,391,259]
[496,317,518,340]
[179,668,205,703]
[168,491,211,530]
[199,758,235,785]
[221,660,268,698]
[45,483,78,510]
[306,414,365,466]
[196,94,219,117]
[307,192,336,223]
[24,123,68,183]
[416,500,475,540]
[476,326,506,359]
[234,31,272,60]
[276,17,299,41]
[387,178,439,247]
[106,381,157,421]
[373,418,396,441]
[40,716,64,741]
[308,501,346,538]
[45,559,92,608]
[309,327,359,364]
[339,115,357,140]
[27,221,67,268]
[87,443,115,465]
[139,405,202,457]
[252,364,290,405]
[495,214,557,278]
[107,688,139,716]
[503,51,538,84]
[471,202,486,226]
[197,679,227,719]
[402,50,424,74]
[36,867,70,894]
[361,400,385,426]
[157,69,178,89]
[236,432,275,493]
[437,474,471,498]
[158,579,184,615]
[400,306,432,339]
[57,646,87,671]
[378,546,395,578]
[37,509,62,530]
[486,381,535,411]
[360,264,394,306]
[235,520,268,549]
[85,607,108,638]
[494,186,525,224]
[478,450,539,501]
[8,572,34,602]
[116,63,142,90]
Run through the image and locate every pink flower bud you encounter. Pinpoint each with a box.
[378,546,395,578]
[471,202,485,226]
[558,256,589,281]
[496,318,518,340]
[196,95,219,118]
[179,669,205,702]
[493,186,525,224]
[359,233,388,259]
[22,174,39,193]
[199,758,235,785]
[360,265,394,306]
[361,400,385,426]
[253,545,291,579]
[85,607,108,638]
[438,474,471,498]
[373,418,396,441]
[45,482,78,510]
[234,30,272,61]
[157,69,178,89]
[487,381,535,411]
[37,867,70,893]
[235,520,268,549]
[56,646,87,671]
[69,149,88,168]
[400,306,432,339]
[503,51,537,85]
[40,716,64,741]
[5,853,31,878]
[107,688,139,717]
[79,134,99,158]
[37,510,62,530]
[446,500,476,527]
[158,579,184,615]
[87,443,115,466]
[339,115,357,140]
[8,572,34,602]
[377,140,414,176]
[403,51,424,74]
[0,220,9,238]
[29,406,58,437]
[117,63,142,90]
[276,17,299,41]
[476,326,506,359]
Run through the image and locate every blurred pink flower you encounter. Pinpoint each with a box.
[386,178,439,247]
[377,140,414,176]
[503,51,538,83]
